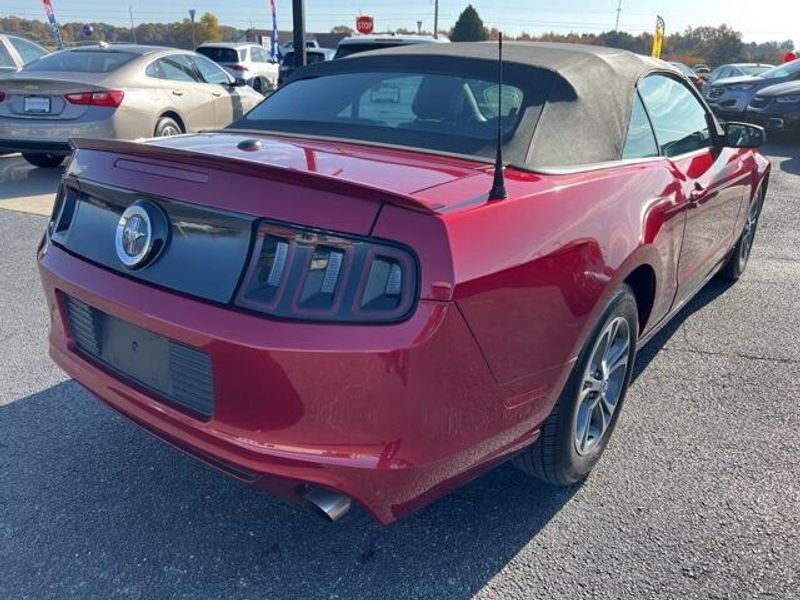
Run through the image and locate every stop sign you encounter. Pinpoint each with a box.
[356,16,374,35]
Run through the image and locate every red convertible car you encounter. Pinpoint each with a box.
[38,43,769,523]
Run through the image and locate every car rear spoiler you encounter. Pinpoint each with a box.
[69,137,440,215]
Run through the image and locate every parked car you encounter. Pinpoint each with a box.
[670,61,705,93]
[0,44,263,168]
[746,80,800,133]
[278,47,334,86]
[196,42,279,94]
[693,63,711,77]
[333,33,448,59]
[38,43,768,524]
[0,34,49,75]
[707,59,800,119]
[279,39,320,56]
[706,63,774,91]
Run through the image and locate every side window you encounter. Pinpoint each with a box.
[193,54,230,85]
[145,61,163,78]
[623,92,659,159]
[638,74,713,158]
[158,55,199,83]
[251,47,267,63]
[8,37,47,65]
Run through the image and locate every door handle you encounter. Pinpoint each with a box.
[212,91,223,97]
[689,182,705,207]
[171,90,184,97]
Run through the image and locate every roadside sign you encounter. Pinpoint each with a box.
[356,16,374,35]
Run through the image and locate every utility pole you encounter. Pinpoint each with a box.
[292,0,306,68]
[189,9,196,49]
[614,0,622,31]
[129,6,137,44]
[433,0,439,39]
[417,20,423,35]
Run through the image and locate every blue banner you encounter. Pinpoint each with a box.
[270,0,280,61]
[42,0,65,49]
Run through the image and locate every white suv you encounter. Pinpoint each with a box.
[196,42,279,94]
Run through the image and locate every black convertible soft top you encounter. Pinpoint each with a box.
[275,42,681,169]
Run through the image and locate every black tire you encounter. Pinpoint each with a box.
[513,285,639,486]
[252,76,264,94]
[154,116,183,138]
[21,153,66,169]
[719,186,764,281]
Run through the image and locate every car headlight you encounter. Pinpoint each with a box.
[729,83,755,91]
[776,94,800,103]
[235,221,418,323]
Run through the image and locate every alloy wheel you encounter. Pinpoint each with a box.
[574,316,631,456]
[160,124,180,137]
[738,194,761,269]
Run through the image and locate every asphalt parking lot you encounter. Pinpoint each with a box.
[1,144,799,600]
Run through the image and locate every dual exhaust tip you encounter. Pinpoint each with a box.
[303,486,351,522]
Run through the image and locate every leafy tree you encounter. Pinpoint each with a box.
[450,5,488,42]
[330,25,353,34]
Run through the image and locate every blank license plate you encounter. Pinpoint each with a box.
[24,96,51,114]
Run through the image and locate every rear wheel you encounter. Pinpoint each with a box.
[513,285,639,485]
[719,187,764,281]
[154,116,183,138]
[21,153,66,169]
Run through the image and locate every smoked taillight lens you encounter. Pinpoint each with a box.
[235,221,418,323]
[64,90,125,107]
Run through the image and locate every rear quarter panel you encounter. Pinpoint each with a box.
[444,161,685,388]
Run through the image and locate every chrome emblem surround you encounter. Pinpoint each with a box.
[115,202,164,269]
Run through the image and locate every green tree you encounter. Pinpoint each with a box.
[450,5,488,42]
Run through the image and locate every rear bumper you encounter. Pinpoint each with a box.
[38,241,546,523]
[0,139,72,154]
[0,113,119,152]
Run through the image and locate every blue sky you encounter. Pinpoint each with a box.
[1,1,795,43]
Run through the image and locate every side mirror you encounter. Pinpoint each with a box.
[724,122,765,148]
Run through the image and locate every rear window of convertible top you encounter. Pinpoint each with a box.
[235,71,542,160]
[24,50,137,73]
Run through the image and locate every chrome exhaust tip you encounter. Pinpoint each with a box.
[304,486,351,521]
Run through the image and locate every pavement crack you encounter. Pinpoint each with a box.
[663,346,800,365]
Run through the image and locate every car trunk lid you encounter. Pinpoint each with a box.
[0,73,111,119]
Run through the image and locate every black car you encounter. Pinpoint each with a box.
[278,48,334,86]
[747,80,800,133]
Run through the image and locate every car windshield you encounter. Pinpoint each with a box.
[196,47,242,63]
[742,65,773,76]
[24,50,136,73]
[283,51,328,66]
[759,60,800,79]
[234,70,536,160]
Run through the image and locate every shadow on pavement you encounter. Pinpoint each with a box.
[0,154,63,201]
[762,138,800,176]
[1,379,579,599]
[633,278,734,381]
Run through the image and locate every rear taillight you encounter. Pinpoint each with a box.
[229,65,248,72]
[0,91,6,102]
[236,221,418,323]
[64,90,124,107]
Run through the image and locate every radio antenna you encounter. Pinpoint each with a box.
[488,32,507,200]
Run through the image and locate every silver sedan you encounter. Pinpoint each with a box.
[0,44,263,168]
